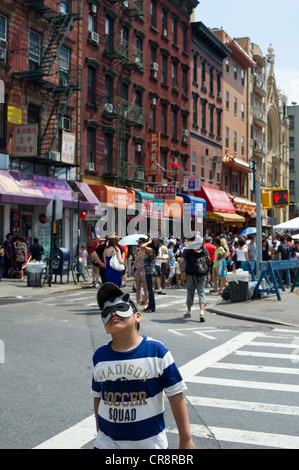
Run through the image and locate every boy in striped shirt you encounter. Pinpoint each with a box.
[91,282,196,449]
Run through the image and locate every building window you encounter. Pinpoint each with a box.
[201,59,206,87]
[241,103,245,120]
[241,135,245,156]
[234,64,237,79]
[209,66,214,95]
[193,54,197,83]
[225,126,229,148]
[289,136,294,150]
[226,59,229,73]
[87,68,96,103]
[104,133,113,173]
[105,16,114,51]
[201,99,207,130]
[88,13,97,33]
[171,109,177,139]
[241,175,245,196]
[0,15,7,63]
[172,62,178,88]
[209,105,214,134]
[232,173,238,193]
[209,159,213,181]
[161,103,167,134]
[29,30,41,71]
[182,68,188,95]
[172,18,177,44]
[59,47,70,85]
[290,180,295,195]
[161,55,167,85]
[182,28,187,52]
[216,163,220,184]
[226,91,229,110]
[192,95,198,125]
[241,69,245,86]
[234,97,237,116]
[201,155,205,178]
[162,10,167,33]
[105,75,114,105]
[192,151,196,175]
[150,105,155,129]
[87,128,96,164]
[216,110,221,138]
[290,158,295,172]
[150,1,156,27]
[234,131,237,153]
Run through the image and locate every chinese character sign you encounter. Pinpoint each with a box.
[61,131,76,164]
[14,124,38,157]
[148,131,160,176]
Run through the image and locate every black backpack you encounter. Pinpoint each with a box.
[185,246,211,277]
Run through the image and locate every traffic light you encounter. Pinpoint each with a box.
[272,189,289,207]
[261,190,272,209]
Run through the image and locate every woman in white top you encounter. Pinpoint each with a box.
[235,238,249,268]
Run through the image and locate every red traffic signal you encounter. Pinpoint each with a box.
[272,189,289,207]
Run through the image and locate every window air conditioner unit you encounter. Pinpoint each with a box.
[218,92,222,99]
[135,55,141,64]
[162,29,167,37]
[136,170,144,180]
[61,78,68,87]
[213,156,221,163]
[161,179,168,185]
[49,151,61,162]
[0,49,5,61]
[182,129,189,136]
[89,31,99,43]
[151,62,159,71]
[123,0,129,7]
[90,3,97,14]
[104,103,113,113]
[87,162,95,170]
[62,117,71,131]
[150,97,157,106]
[203,81,207,88]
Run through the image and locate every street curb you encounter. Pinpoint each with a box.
[206,305,299,328]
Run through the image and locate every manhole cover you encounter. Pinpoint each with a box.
[218,325,272,332]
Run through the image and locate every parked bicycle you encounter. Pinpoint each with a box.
[71,255,90,284]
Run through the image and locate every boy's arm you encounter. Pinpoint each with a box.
[167,392,196,449]
[93,397,101,433]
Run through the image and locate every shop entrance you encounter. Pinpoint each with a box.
[21,213,33,247]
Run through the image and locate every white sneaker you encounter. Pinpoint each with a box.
[184,312,191,318]
[95,283,100,288]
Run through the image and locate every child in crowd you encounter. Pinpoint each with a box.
[79,244,88,267]
[91,282,196,450]
[217,250,228,295]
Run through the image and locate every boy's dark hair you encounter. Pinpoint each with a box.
[214,237,221,246]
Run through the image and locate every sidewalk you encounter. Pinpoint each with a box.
[1,276,299,328]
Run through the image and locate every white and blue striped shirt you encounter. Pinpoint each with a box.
[91,336,187,449]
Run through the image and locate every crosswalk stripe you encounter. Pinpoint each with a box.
[34,415,97,449]
[248,341,298,349]
[235,350,298,360]
[167,424,299,449]
[186,396,299,416]
[211,362,299,375]
[183,375,299,392]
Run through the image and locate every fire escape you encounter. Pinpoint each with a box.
[11,0,82,168]
[101,0,145,188]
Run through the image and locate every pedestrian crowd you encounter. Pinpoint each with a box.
[86,228,299,322]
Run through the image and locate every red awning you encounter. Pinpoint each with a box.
[195,186,236,214]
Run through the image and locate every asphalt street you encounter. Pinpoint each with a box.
[1,283,299,450]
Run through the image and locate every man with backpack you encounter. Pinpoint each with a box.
[181,235,211,322]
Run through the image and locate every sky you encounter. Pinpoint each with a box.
[194,0,299,106]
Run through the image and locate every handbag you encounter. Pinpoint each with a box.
[110,249,125,272]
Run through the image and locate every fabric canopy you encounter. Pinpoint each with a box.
[213,212,246,222]
[195,186,236,214]
[274,217,299,231]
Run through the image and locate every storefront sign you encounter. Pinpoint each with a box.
[7,106,22,124]
[154,185,176,200]
[183,176,200,192]
[61,131,76,164]
[148,131,160,176]
[14,124,38,157]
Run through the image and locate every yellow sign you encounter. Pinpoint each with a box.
[7,106,22,124]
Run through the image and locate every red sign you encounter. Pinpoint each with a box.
[154,185,176,200]
[148,132,160,176]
